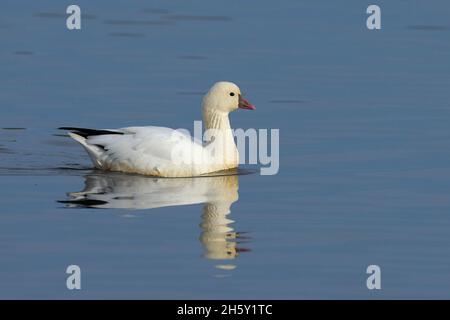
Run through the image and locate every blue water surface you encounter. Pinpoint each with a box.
[1,0,450,299]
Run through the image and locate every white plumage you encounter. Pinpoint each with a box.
[60,82,255,177]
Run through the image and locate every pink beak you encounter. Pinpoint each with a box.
[238,94,256,110]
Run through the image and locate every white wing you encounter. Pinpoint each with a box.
[69,126,207,177]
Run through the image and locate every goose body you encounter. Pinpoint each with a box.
[60,82,255,177]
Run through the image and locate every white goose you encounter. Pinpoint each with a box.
[60,81,255,177]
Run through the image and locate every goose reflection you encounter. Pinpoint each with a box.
[59,171,250,268]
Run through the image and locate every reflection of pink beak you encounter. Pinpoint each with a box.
[238,94,256,110]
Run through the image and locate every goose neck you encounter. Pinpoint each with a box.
[203,110,231,131]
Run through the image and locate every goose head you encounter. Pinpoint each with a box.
[202,81,256,114]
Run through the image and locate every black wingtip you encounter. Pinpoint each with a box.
[58,127,123,138]
[58,199,108,208]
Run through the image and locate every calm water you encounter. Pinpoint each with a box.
[1,0,450,299]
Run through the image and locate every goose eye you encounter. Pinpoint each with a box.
[229,92,235,97]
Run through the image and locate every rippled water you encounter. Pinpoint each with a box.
[1,0,450,299]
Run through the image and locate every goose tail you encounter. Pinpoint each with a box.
[66,131,106,169]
